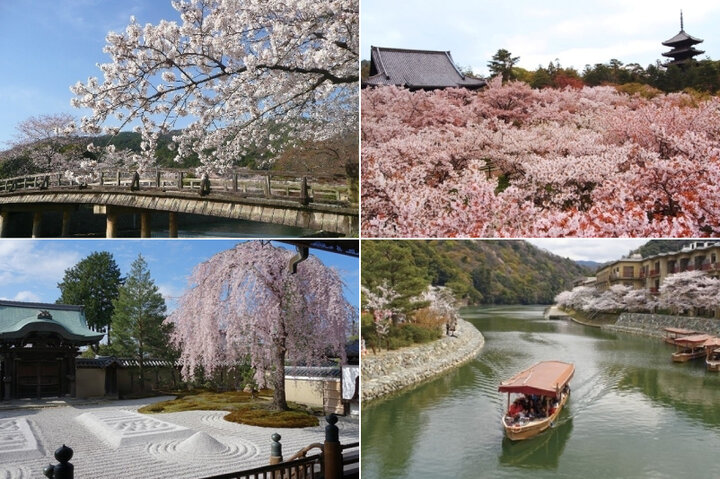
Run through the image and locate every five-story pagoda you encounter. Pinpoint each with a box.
[662,11,704,67]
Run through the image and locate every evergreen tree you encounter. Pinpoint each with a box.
[361,241,429,320]
[109,254,173,392]
[57,251,122,352]
[488,49,520,82]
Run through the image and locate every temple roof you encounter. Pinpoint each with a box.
[0,300,103,345]
[662,30,704,47]
[662,46,705,58]
[364,46,486,90]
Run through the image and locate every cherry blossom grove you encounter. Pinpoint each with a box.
[166,242,355,410]
[555,271,719,315]
[71,0,358,173]
[362,78,720,237]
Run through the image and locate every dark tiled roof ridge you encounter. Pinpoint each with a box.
[371,45,452,55]
[0,299,83,311]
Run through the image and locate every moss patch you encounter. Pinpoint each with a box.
[224,407,319,428]
[138,389,319,428]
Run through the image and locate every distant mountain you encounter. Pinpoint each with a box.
[575,260,603,271]
[362,240,593,306]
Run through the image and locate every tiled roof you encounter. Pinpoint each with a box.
[662,30,704,46]
[0,300,103,344]
[365,46,486,90]
[76,356,177,369]
[285,366,341,379]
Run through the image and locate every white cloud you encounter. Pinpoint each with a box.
[526,239,649,263]
[362,0,720,75]
[0,241,81,291]
[3,291,42,303]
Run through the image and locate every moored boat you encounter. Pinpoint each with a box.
[704,338,720,371]
[672,334,711,362]
[498,360,574,441]
[663,327,699,345]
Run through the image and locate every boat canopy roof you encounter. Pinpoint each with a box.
[664,327,698,335]
[676,334,711,345]
[703,337,720,348]
[498,361,574,398]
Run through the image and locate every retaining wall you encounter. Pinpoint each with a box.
[602,312,720,338]
[361,318,484,402]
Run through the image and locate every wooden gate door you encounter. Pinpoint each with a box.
[16,360,61,398]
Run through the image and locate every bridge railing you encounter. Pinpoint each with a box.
[0,168,353,206]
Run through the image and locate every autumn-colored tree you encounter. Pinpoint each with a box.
[167,242,354,410]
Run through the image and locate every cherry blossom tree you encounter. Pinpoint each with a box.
[4,113,85,174]
[555,285,603,311]
[362,283,401,351]
[362,83,720,237]
[71,0,358,173]
[166,241,354,410]
[659,271,720,315]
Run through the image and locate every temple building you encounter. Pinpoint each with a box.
[662,11,704,67]
[363,46,486,90]
[0,300,103,400]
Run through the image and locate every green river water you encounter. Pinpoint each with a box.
[361,305,720,479]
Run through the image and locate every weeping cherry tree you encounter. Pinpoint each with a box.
[166,241,354,410]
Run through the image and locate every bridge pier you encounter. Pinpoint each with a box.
[140,211,151,238]
[168,212,178,238]
[106,210,117,238]
[61,210,71,237]
[0,211,7,238]
[32,211,42,238]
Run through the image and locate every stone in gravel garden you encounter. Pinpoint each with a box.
[75,410,193,448]
[0,418,41,461]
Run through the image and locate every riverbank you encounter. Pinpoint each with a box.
[601,312,720,338]
[361,318,485,402]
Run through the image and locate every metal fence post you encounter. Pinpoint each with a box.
[324,414,342,479]
[43,444,74,479]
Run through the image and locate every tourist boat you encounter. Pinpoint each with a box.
[704,337,720,371]
[671,334,711,362]
[663,327,699,345]
[498,361,574,441]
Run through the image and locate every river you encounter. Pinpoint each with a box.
[361,305,720,479]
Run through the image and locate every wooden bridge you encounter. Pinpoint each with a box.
[0,169,358,237]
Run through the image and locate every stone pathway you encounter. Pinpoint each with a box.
[0,397,358,479]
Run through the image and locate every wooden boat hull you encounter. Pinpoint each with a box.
[707,359,720,371]
[672,349,706,362]
[502,391,569,441]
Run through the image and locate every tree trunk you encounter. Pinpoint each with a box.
[272,343,288,411]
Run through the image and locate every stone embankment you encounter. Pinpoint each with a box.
[601,312,720,338]
[361,318,484,402]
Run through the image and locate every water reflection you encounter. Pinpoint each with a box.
[499,415,574,470]
[362,305,720,479]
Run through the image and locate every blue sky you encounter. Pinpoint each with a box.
[0,1,182,146]
[362,0,720,77]
[0,240,359,311]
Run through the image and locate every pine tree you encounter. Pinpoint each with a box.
[488,49,520,82]
[109,254,173,392]
[57,251,122,352]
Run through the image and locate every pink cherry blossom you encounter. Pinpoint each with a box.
[166,241,355,410]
